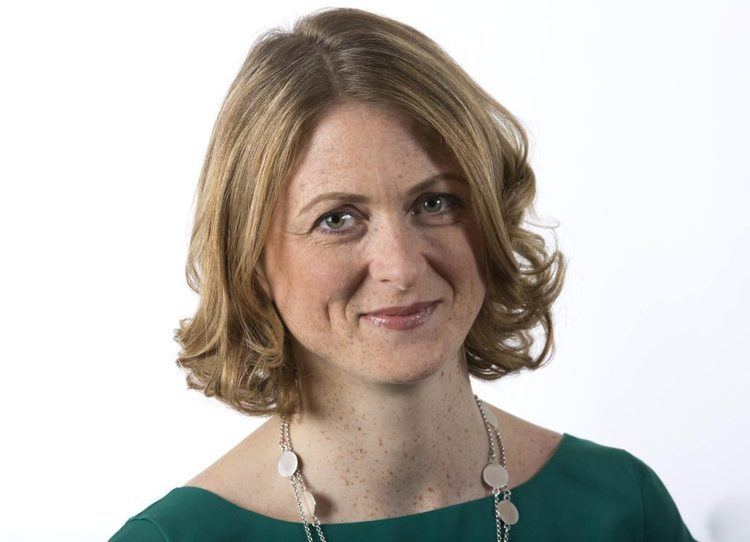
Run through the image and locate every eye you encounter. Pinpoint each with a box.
[418,194,459,215]
[312,193,466,236]
[316,209,358,235]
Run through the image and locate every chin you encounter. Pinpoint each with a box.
[366,351,452,386]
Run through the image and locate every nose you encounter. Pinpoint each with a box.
[367,217,423,290]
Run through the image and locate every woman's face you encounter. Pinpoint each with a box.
[257,101,486,385]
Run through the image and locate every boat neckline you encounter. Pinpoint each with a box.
[174,432,572,528]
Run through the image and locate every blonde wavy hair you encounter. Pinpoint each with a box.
[174,7,566,419]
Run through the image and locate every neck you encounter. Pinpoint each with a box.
[275,347,494,521]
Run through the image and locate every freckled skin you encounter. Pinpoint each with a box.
[254,101,494,522]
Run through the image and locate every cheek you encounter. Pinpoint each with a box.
[300,247,355,299]
[275,245,352,325]
[461,217,487,287]
[438,226,487,310]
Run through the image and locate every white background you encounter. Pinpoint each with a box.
[1,1,747,541]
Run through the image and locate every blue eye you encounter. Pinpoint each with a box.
[313,193,465,236]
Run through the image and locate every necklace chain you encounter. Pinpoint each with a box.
[277,394,517,541]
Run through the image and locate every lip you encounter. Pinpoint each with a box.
[360,300,440,331]
[363,300,440,317]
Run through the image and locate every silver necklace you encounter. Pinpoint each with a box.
[276,394,519,542]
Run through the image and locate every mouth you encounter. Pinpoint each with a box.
[362,299,440,317]
[360,300,440,331]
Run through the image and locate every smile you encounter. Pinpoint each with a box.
[360,301,439,330]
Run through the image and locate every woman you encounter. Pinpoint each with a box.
[110,7,697,541]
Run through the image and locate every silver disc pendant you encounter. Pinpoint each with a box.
[496,498,519,525]
[482,462,509,489]
[277,450,298,478]
[302,489,316,517]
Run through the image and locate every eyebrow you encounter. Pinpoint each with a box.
[298,172,467,216]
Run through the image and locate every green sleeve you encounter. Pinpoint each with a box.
[625,451,698,541]
[109,517,167,542]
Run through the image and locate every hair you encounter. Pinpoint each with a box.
[174,7,567,419]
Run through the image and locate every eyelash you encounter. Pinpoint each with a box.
[313,193,466,236]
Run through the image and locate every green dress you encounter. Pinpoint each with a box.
[109,433,698,541]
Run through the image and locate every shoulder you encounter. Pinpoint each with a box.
[618,449,697,541]
[182,417,295,520]
[540,430,697,541]
[485,404,696,540]
[108,486,263,541]
[109,516,166,542]
[108,488,213,542]
[484,403,565,490]
[484,402,633,480]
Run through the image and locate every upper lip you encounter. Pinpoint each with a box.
[363,300,439,317]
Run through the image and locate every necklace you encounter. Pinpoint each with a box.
[276,394,520,541]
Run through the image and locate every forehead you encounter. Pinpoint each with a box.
[282,103,455,204]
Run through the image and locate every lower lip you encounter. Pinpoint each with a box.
[361,302,439,330]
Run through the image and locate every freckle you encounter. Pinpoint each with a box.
[428,486,434,492]
[357,426,362,431]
